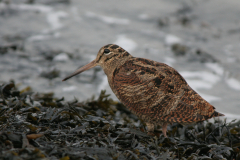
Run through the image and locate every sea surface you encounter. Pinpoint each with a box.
[0,0,240,121]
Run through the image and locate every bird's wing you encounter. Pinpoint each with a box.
[112,58,216,123]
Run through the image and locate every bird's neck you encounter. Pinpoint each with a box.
[101,55,133,77]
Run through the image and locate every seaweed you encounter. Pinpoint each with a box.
[0,81,239,160]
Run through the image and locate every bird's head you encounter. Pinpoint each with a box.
[62,44,131,81]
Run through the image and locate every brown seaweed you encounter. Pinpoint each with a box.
[0,81,239,160]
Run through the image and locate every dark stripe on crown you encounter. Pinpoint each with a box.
[104,51,130,62]
[104,44,112,48]
[118,48,124,53]
[110,45,119,49]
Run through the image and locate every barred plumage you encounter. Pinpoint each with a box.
[63,44,224,137]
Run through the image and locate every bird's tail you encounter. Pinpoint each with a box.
[211,111,224,117]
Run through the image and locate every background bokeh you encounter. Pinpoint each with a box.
[0,0,240,120]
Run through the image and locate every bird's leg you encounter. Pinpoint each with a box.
[146,122,155,135]
[162,123,168,138]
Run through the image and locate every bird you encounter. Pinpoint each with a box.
[62,44,224,137]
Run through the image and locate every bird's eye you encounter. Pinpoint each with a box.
[104,49,110,54]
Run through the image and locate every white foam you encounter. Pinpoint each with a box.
[180,71,220,84]
[224,45,237,62]
[85,12,96,17]
[114,35,137,52]
[47,11,68,30]
[27,32,60,41]
[224,113,240,120]
[12,4,68,30]
[224,44,233,55]
[145,47,159,55]
[30,56,43,62]
[186,80,213,90]
[163,57,175,66]
[205,63,224,76]
[53,53,69,62]
[138,14,148,20]
[100,15,129,25]
[85,12,130,25]
[71,6,81,22]
[165,34,181,45]
[180,71,221,102]
[62,86,77,92]
[226,57,237,63]
[27,34,51,41]
[6,3,52,13]
[197,92,221,102]
[225,78,240,90]
[89,55,96,61]
[98,76,108,92]
[7,3,67,40]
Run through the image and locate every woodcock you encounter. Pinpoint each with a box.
[63,44,224,137]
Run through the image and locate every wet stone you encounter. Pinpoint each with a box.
[171,43,218,63]
[171,43,189,56]
[40,68,60,80]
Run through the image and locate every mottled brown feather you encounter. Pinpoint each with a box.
[94,44,224,123]
[63,44,224,137]
[111,57,222,124]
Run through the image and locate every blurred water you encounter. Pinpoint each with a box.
[0,0,240,121]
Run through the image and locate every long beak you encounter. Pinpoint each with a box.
[62,60,97,81]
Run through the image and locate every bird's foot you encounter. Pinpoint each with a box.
[162,123,168,138]
[147,131,156,136]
